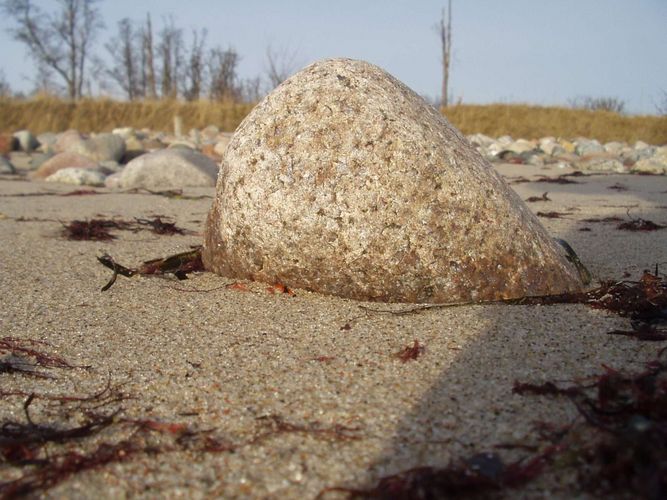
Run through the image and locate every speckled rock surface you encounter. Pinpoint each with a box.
[203,58,584,303]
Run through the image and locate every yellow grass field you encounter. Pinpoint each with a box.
[0,97,665,144]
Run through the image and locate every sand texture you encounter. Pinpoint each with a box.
[1,161,666,498]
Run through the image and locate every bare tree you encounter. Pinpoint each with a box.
[265,44,298,88]
[238,76,262,103]
[656,89,667,116]
[0,70,11,97]
[568,96,625,114]
[158,17,183,99]
[208,46,240,101]
[436,1,452,107]
[182,28,207,101]
[141,13,157,99]
[105,18,140,100]
[3,0,104,100]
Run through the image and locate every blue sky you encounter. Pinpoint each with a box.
[0,0,665,114]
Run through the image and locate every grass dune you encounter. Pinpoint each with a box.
[0,97,665,144]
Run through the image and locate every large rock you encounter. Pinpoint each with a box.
[30,152,99,179]
[114,148,218,189]
[202,58,584,303]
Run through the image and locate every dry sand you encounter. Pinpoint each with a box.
[1,158,666,498]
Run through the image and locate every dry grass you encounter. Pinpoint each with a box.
[0,97,254,135]
[443,104,667,144]
[0,97,665,144]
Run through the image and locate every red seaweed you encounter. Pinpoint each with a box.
[395,340,425,362]
[526,192,551,202]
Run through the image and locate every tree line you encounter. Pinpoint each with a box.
[1,0,297,102]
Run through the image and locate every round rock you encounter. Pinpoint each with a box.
[115,148,218,189]
[202,58,584,303]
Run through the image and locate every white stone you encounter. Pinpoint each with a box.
[45,167,106,186]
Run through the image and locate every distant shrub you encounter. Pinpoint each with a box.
[568,96,625,114]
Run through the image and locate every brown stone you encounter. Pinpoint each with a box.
[202,58,584,303]
[0,134,17,155]
[30,152,98,179]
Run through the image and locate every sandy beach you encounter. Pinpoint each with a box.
[1,159,666,498]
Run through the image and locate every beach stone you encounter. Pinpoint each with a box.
[124,135,144,152]
[603,141,626,154]
[104,172,122,189]
[36,132,58,154]
[632,147,667,174]
[28,152,54,170]
[72,133,126,162]
[13,130,39,153]
[202,58,584,303]
[506,139,537,154]
[559,139,576,154]
[574,138,604,156]
[575,156,626,173]
[201,125,220,142]
[116,148,218,189]
[30,152,99,179]
[112,127,136,139]
[467,133,495,149]
[0,156,15,174]
[54,129,85,152]
[0,133,18,154]
[538,138,565,156]
[142,137,167,151]
[45,167,106,186]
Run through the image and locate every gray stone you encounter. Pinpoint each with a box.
[202,58,584,304]
[13,130,39,153]
[116,148,218,189]
[30,152,99,179]
[45,167,106,186]
[506,139,537,154]
[98,160,122,174]
[36,132,58,154]
[466,133,495,149]
[575,156,626,173]
[574,138,604,156]
[603,141,626,154]
[632,146,667,174]
[72,133,126,162]
[0,156,15,174]
[104,171,122,189]
[201,125,221,142]
[538,138,565,156]
[28,152,54,170]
